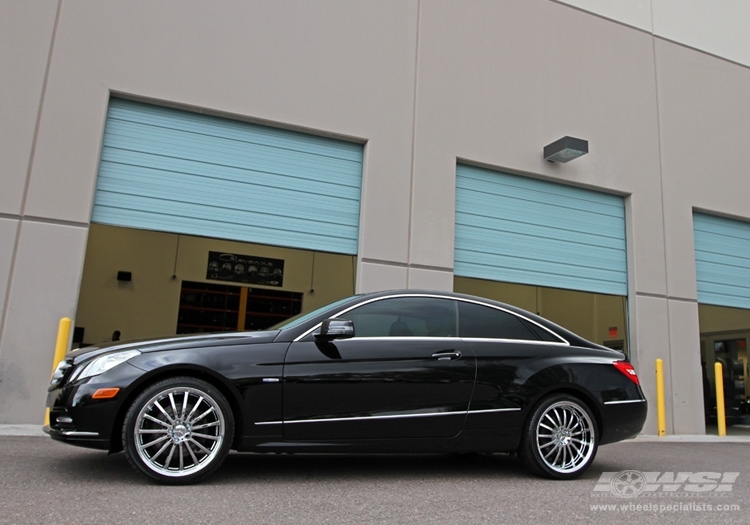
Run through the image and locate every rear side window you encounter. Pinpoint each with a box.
[458,301,558,341]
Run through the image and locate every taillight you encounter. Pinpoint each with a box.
[613,360,640,385]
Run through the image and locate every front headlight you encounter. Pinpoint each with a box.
[76,349,141,380]
[50,359,71,387]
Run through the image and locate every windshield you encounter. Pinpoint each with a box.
[270,295,358,331]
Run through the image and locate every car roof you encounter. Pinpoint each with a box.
[281,289,596,348]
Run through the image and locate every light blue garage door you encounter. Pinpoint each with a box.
[694,213,750,309]
[92,98,363,254]
[455,164,627,296]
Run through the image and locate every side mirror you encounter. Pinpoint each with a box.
[316,318,354,340]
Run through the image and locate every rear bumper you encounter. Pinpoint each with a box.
[599,399,648,445]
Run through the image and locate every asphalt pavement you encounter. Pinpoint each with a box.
[1,426,748,525]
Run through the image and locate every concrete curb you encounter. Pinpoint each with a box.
[633,433,750,443]
[0,425,47,436]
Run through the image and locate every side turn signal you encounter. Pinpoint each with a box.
[92,387,120,399]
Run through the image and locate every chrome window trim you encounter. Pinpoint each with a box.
[293,293,569,344]
[459,337,568,346]
[291,335,567,347]
[255,407,521,426]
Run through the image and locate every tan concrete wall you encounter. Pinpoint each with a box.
[0,1,59,401]
[1,0,421,423]
[1,0,748,433]
[409,0,665,291]
[700,305,750,335]
[454,278,628,349]
[0,0,58,216]
[75,225,355,345]
[559,0,750,67]
[654,39,750,433]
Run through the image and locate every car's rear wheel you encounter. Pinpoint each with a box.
[519,393,598,479]
[122,377,234,484]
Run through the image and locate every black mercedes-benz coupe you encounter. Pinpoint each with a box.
[45,290,646,484]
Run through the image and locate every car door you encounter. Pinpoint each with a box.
[457,299,568,438]
[282,296,476,441]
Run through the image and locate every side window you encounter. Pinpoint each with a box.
[342,297,458,337]
[458,301,557,341]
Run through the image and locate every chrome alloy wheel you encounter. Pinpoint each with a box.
[133,386,226,478]
[534,400,596,474]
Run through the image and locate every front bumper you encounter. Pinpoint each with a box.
[43,423,109,450]
[45,361,145,451]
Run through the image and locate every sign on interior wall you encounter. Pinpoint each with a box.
[206,251,284,287]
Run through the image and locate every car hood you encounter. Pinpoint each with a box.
[66,330,281,365]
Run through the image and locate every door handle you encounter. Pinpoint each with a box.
[432,350,462,361]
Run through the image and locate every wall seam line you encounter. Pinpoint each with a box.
[405,0,422,288]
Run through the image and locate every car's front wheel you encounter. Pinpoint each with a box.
[519,393,598,479]
[122,377,234,484]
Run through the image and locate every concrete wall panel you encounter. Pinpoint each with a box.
[358,261,408,293]
[559,0,750,67]
[630,294,671,435]
[410,1,666,299]
[24,0,420,267]
[1,0,748,434]
[0,221,87,424]
[655,40,750,302]
[556,0,653,32]
[667,299,705,435]
[652,0,750,67]
[407,267,453,291]
[0,1,58,215]
[0,218,19,343]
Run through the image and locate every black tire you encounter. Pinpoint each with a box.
[122,376,234,484]
[518,393,598,480]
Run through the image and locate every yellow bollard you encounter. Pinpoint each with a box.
[44,317,71,426]
[655,358,666,436]
[714,362,726,437]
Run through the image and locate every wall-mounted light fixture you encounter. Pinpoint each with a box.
[543,136,588,163]
[116,271,132,282]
